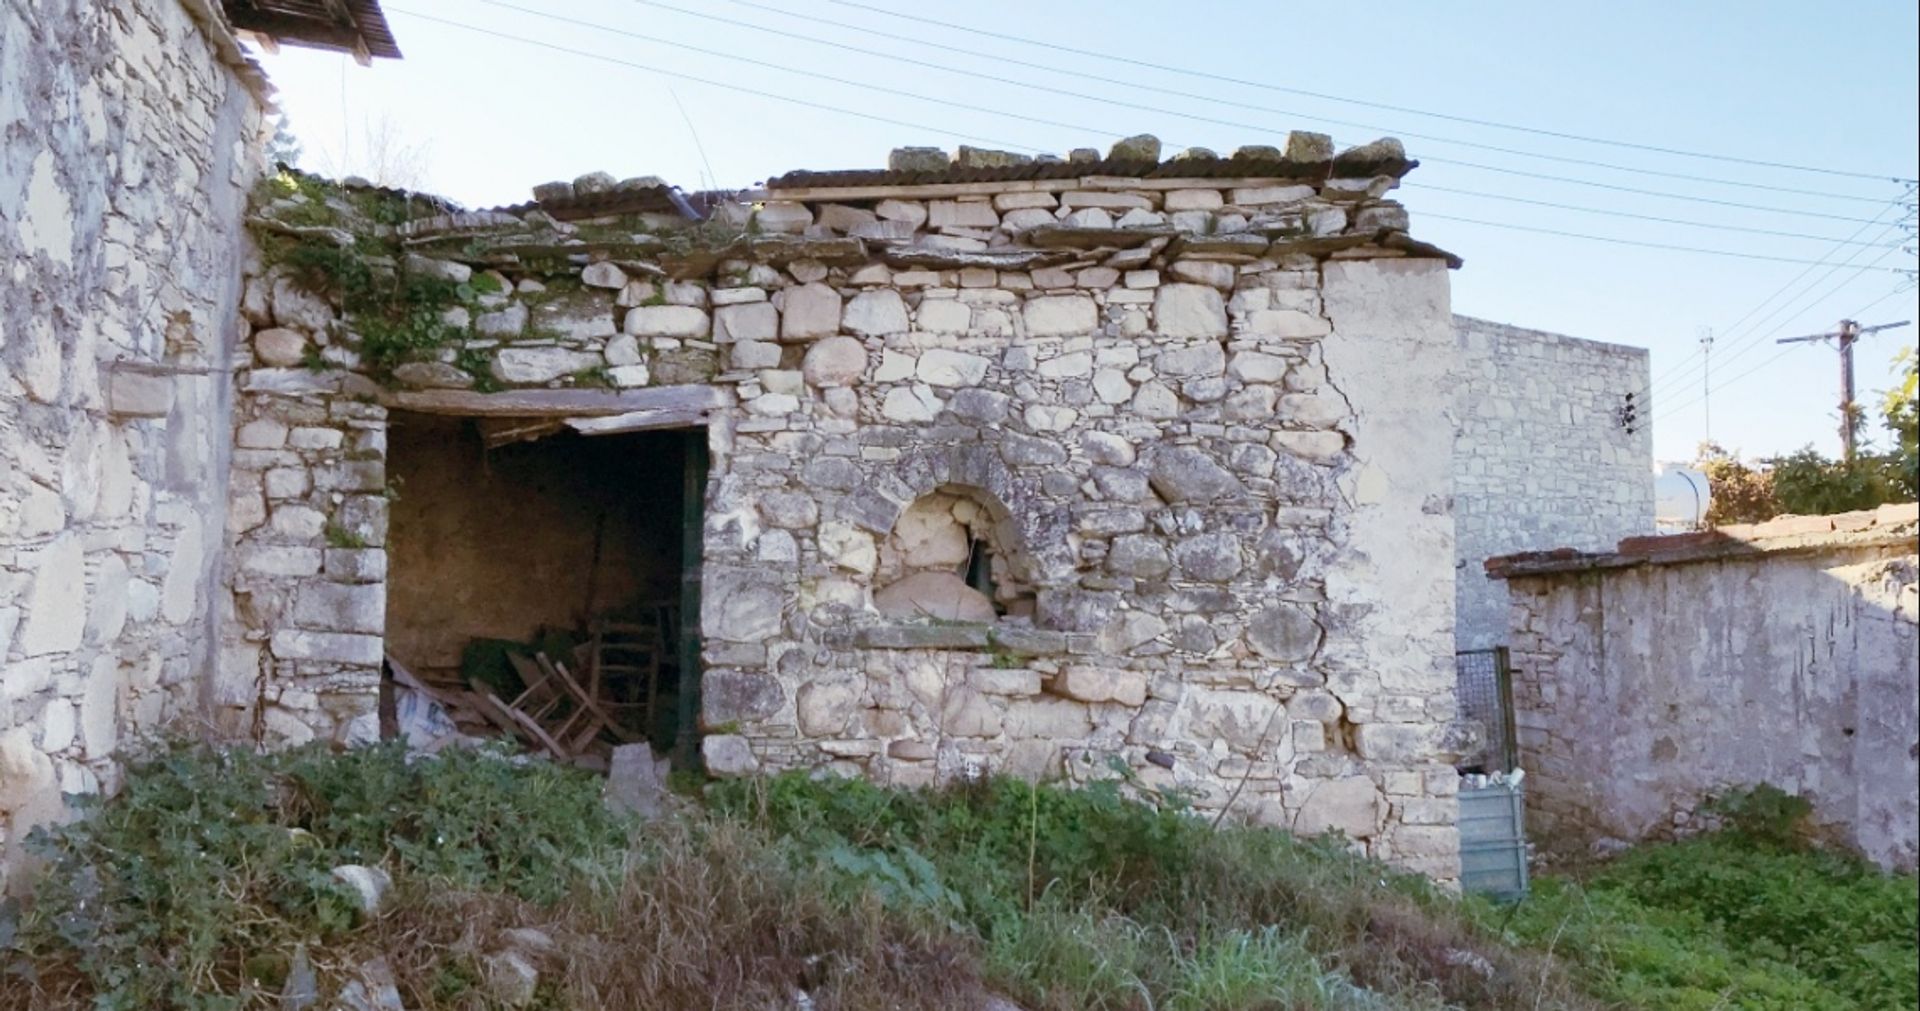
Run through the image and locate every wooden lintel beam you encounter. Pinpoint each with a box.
[567,406,715,435]
[382,384,730,418]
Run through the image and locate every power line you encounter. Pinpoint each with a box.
[1419,214,1913,270]
[823,0,1916,186]
[1639,195,1914,399]
[1653,252,1908,423]
[471,0,1899,225]
[621,0,1895,203]
[385,9,1055,153]
[1420,185,1901,244]
[390,6,1916,279]
[1646,219,1911,402]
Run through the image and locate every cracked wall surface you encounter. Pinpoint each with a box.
[224,141,1466,877]
[1498,507,1919,870]
[0,0,266,889]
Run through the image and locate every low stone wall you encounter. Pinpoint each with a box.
[0,0,267,887]
[223,134,1467,876]
[1493,506,1920,869]
[1451,316,1652,651]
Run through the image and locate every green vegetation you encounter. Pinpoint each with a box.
[1697,348,1920,524]
[1485,787,1917,1010]
[1,750,1911,1010]
[322,523,369,550]
[250,172,489,382]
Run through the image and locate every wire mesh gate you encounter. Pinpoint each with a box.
[1455,646,1519,774]
[1455,647,1528,899]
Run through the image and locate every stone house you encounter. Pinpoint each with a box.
[4,0,1479,887]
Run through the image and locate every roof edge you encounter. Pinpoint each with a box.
[1486,503,1919,580]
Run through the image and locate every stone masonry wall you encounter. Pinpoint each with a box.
[1453,316,1651,650]
[224,134,1467,877]
[1498,506,1920,870]
[0,0,266,887]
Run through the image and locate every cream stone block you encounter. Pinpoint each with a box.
[1023,295,1097,337]
[915,298,972,334]
[779,282,843,340]
[1152,284,1228,338]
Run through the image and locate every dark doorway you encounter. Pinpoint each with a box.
[385,413,705,761]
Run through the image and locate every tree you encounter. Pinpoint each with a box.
[1881,347,1918,501]
[265,115,302,169]
[1695,442,1780,526]
[1767,448,1897,516]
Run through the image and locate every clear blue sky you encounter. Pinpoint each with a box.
[258,0,1919,463]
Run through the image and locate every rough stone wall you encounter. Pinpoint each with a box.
[1500,507,1920,870]
[1453,316,1651,650]
[0,0,266,885]
[222,135,1466,876]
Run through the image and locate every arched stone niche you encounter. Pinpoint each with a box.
[872,484,1036,622]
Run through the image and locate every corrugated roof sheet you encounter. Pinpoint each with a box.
[766,151,1416,191]
[224,0,402,59]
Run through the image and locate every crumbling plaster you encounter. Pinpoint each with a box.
[0,0,267,887]
[1498,508,1920,870]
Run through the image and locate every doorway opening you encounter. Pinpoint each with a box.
[384,412,706,766]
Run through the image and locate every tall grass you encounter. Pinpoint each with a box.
[2,747,1910,1010]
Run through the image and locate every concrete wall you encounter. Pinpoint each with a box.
[0,0,266,886]
[1500,508,1920,870]
[223,139,1469,877]
[1453,316,1652,651]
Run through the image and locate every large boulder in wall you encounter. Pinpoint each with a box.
[874,571,995,623]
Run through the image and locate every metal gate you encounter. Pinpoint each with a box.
[1455,647,1519,774]
[1455,647,1528,900]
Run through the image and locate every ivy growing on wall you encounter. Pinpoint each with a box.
[249,172,497,386]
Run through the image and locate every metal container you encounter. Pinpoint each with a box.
[1459,781,1529,900]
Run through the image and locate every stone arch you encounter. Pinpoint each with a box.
[867,448,1049,622]
[872,444,1073,584]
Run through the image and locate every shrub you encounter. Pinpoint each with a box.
[3,742,622,1008]
[1484,789,1919,1010]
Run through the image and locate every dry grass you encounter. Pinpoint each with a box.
[0,747,1617,1010]
[355,821,990,1010]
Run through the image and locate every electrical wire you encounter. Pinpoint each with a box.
[1420,185,1899,244]
[1653,251,1910,422]
[393,5,1918,278]
[1638,192,1915,398]
[1644,215,1912,401]
[384,8,1056,154]
[468,0,1904,225]
[1418,214,1911,270]
[615,0,1888,201]
[822,0,1916,186]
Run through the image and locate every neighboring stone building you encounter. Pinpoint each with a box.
[1489,505,1920,870]
[218,136,1469,877]
[1452,317,1652,651]
[0,0,397,889]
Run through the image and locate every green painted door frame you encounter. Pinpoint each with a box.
[673,429,709,772]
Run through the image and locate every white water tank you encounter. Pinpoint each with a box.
[1654,463,1712,531]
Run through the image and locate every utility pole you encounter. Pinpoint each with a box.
[1776,318,1912,462]
[1698,326,1714,441]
